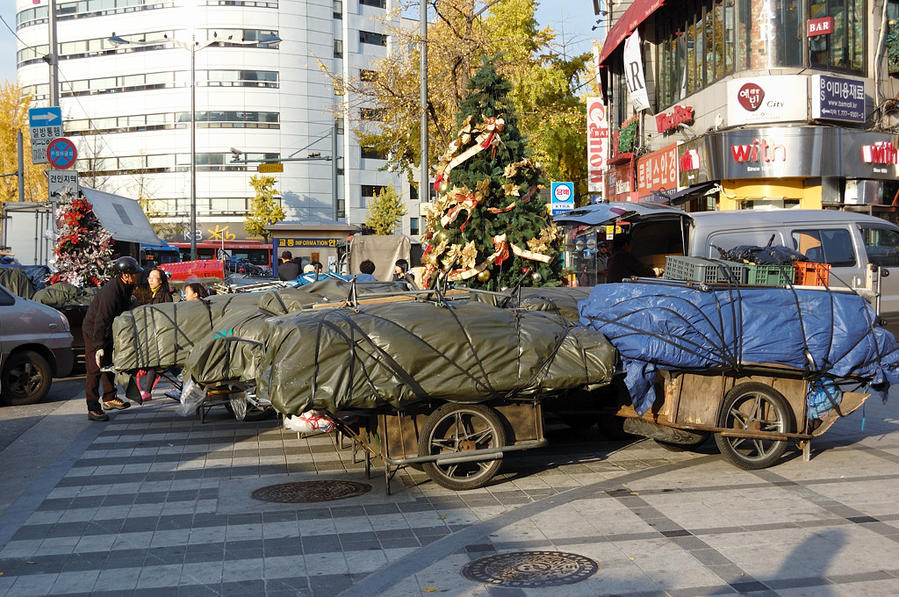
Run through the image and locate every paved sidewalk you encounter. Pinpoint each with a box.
[0,384,897,596]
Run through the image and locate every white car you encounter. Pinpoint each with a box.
[0,283,73,405]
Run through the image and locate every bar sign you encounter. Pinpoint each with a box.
[807,17,834,37]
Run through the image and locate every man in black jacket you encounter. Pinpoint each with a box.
[277,250,300,281]
[83,256,142,421]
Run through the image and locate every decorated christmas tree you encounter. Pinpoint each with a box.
[421,58,562,291]
[48,192,114,288]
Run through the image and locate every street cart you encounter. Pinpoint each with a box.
[616,367,869,469]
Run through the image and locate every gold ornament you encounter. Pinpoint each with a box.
[476,177,491,197]
[461,241,478,269]
[502,182,520,197]
[442,243,462,269]
[435,230,448,243]
[477,269,491,282]
[531,272,542,282]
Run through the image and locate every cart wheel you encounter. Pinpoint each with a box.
[714,383,794,470]
[418,403,507,491]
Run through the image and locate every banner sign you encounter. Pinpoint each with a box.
[276,238,340,249]
[726,76,808,126]
[586,97,608,196]
[623,31,651,112]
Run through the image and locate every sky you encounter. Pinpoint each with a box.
[0,0,598,86]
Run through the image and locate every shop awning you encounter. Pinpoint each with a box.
[82,187,164,246]
[553,201,682,227]
[652,182,717,205]
[598,0,665,66]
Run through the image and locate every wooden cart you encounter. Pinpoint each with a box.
[616,366,869,469]
[338,399,547,493]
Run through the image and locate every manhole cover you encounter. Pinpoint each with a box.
[251,480,372,503]
[461,550,598,588]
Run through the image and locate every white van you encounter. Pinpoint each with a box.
[556,205,899,333]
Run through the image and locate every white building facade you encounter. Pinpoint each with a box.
[14,0,422,244]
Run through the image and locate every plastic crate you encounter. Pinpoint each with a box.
[793,261,831,286]
[746,263,795,287]
[663,256,748,284]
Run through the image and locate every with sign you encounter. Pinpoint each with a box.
[550,182,575,216]
[47,138,77,169]
[28,106,63,165]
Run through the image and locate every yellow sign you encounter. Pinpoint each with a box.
[257,162,284,173]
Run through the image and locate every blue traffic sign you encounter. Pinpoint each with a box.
[28,106,62,128]
[550,181,575,216]
[47,137,77,169]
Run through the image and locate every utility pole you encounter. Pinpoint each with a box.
[47,0,60,106]
[419,0,428,203]
[17,131,24,202]
[332,125,338,221]
[190,37,197,261]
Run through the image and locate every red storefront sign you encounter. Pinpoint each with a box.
[655,105,694,134]
[862,141,899,164]
[586,97,609,195]
[807,17,834,37]
[636,144,677,198]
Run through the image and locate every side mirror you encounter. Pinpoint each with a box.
[882,268,890,278]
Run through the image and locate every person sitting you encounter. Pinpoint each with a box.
[606,236,655,283]
[135,267,173,305]
[393,259,417,289]
[277,250,300,281]
[184,282,209,301]
[355,259,377,282]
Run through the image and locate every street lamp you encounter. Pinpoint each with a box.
[108,32,281,260]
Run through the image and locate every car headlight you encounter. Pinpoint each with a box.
[58,310,71,332]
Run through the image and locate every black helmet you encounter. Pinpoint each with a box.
[113,256,143,275]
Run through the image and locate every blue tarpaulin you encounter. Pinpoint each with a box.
[578,282,899,414]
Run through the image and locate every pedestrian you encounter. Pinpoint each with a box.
[83,256,142,422]
[277,250,300,281]
[183,282,209,301]
[134,267,173,305]
[134,267,173,401]
[606,236,655,283]
[355,259,377,282]
[393,258,417,289]
[311,261,324,280]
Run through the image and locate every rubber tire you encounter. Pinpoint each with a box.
[418,403,507,491]
[1,350,52,406]
[714,382,794,470]
[655,432,710,452]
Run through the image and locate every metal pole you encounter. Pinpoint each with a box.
[419,0,428,202]
[48,0,60,106]
[190,40,197,261]
[17,131,24,202]
[331,124,338,221]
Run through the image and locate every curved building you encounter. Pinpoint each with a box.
[14,0,420,245]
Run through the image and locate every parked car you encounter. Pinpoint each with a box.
[0,283,74,405]
[557,204,899,335]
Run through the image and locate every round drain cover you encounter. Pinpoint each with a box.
[462,550,597,588]
[251,480,372,503]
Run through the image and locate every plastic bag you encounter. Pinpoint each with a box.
[175,378,207,417]
[284,410,336,434]
[807,377,843,419]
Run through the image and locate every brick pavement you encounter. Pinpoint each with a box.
[0,383,897,596]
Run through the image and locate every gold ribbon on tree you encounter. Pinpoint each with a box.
[433,117,505,192]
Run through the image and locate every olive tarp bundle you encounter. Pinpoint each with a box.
[111,279,415,374]
[255,300,616,415]
[0,268,35,299]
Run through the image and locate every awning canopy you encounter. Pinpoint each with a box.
[82,187,164,246]
[553,201,683,227]
[599,0,665,66]
[653,182,717,205]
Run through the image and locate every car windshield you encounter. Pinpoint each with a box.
[859,225,899,267]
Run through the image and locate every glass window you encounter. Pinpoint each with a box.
[359,0,385,7]
[334,39,343,58]
[334,0,342,18]
[410,217,419,236]
[361,146,387,160]
[859,226,899,267]
[359,30,387,46]
[809,0,865,73]
[792,229,856,267]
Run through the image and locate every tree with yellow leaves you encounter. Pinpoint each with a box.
[244,175,286,242]
[365,184,406,235]
[0,81,48,208]
[330,0,590,199]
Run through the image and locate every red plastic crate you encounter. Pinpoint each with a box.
[793,262,831,286]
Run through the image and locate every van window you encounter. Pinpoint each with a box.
[791,229,855,267]
[858,225,899,267]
